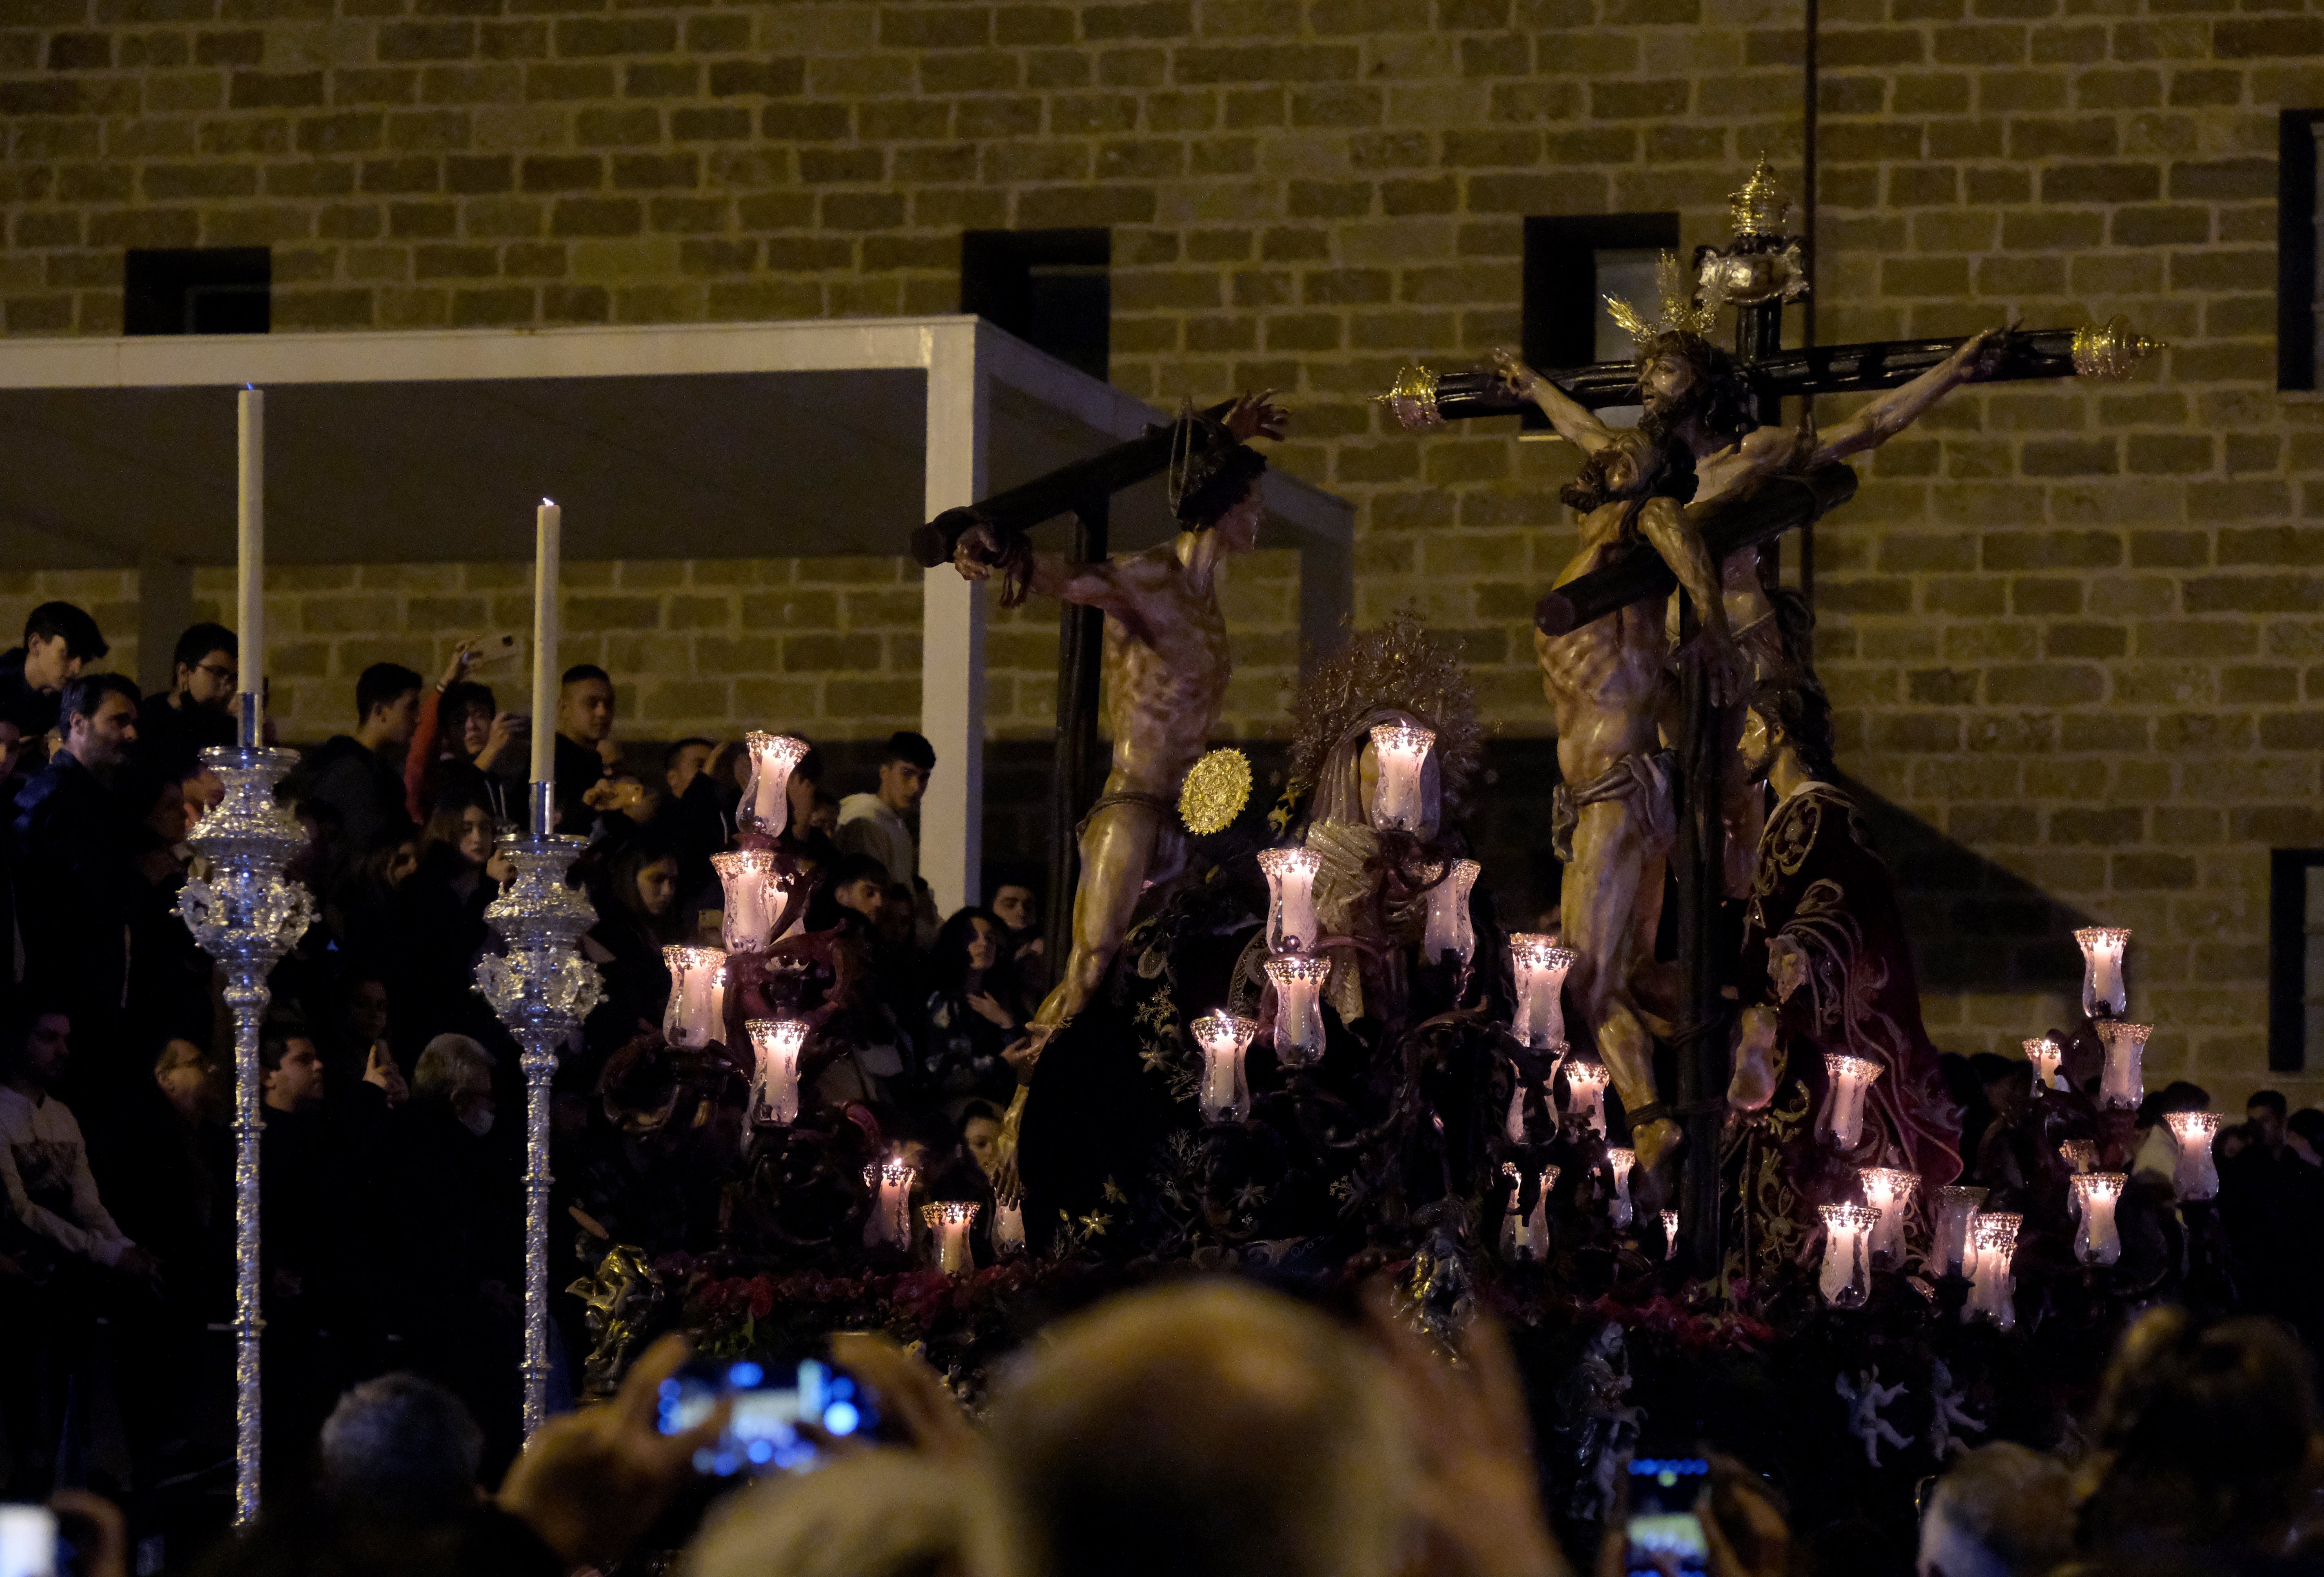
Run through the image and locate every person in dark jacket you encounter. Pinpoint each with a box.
[137,621,239,770]
[11,674,143,1127]
[552,665,619,835]
[303,662,424,853]
[0,600,107,740]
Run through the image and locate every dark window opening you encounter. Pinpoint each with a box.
[124,247,272,336]
[2278,111,2324,391]
[1520,213,1681,431]
[2268,848,2324,1071]
[960,229,1111,381]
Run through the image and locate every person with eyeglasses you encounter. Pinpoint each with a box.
[137,620,239,769]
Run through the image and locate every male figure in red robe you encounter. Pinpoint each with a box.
[1723,668,1964,1285]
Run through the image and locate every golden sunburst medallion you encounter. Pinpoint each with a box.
[1179,748,1252,836]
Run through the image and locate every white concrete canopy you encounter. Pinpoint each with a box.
[0,316,1355,914]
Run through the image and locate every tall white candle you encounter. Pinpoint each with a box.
[237,387,264,746]
[530,499,560,788]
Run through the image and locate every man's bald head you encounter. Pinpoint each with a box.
[988,1279,1407,1577]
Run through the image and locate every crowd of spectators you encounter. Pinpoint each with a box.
[0,606,1053,1536]
[4,595,2323,1577]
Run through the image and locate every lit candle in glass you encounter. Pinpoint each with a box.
[992,1200,1026,1256]
[1967,1212,2022,1330]
[864,1156,916,1250]
[1606,1146,1636,1230]
[1424,859,1480,967]
[2059,1139,2097,1176]
[661,945,728,1049]
[1934,1185,1987,1277]
[1368,722,1435,832]
[1508,934,1578,1055]
[1264,953,1332,1069]
[1818,1203,1878,1309]
[714,849,785,955]
[2071,1173,2126,1266]
[1564,1059,1610,1137]
[922,1200,980,1275]
[1257,848,1322,955]
[2074,926,2130,1019]
[1504,1060,1529,1143]
[739,731,809,838]
[1859,1167,1918,1270]
[2164,1110,2223,1201]
[2095,1020,2151,1110]
[745,1018,807,1126]
[1661,1208,1680,1262]
[1501,1162,1552,1260]
[1191,1010,1257,1124]
[1820,1054,1884,1149]
[2025,1034,2064,1093]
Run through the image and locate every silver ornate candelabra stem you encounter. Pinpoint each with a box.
[475,782,602,1438]
[177,743,315,1526]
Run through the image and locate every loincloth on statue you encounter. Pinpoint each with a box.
[1073,789,1178,842]
[1551,750,1677,865]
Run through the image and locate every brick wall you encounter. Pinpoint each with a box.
[5,0,2324,1099]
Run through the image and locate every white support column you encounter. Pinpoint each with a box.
[919,322,988,918]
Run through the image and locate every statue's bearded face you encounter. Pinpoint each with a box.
[1639,352,1699,424]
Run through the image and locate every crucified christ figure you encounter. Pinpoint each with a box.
[950,394,1287,1184]
[1496,315,2008,892]
[1536,430,1744,1173]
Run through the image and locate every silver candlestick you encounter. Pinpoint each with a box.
[177,743,315,1525]
[474,782,602,1438]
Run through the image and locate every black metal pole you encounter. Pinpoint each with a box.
[1801,0,1821,607]
[1672,592,1725,1280]
[1044,499,1107,978]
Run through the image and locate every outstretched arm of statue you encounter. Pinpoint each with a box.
[1638,497,1747,707]
[1813,326,2010,464]
[1222,388,1290,443]
[952,521,1131,612]
[1490,347,1617,455]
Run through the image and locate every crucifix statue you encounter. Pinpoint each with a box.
[1378,157,2160,1269]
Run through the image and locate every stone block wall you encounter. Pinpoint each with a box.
[5,0,2324,1098]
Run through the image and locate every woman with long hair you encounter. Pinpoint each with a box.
[582,831,692,1044]
[382,794,509,1056]
[920,906,1025,1109]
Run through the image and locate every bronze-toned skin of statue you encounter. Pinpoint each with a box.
[950,394,1286,1189]
[1535,434,1743,1173]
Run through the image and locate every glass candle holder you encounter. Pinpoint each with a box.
[1504,1060,1529,1144]
[1564,1059,1610,1136]
[922,1200,980,1275]
[1934,1185,1987,1278]
[2074,926,2130,1020]
[2164,1111,2223,1201]
[1818,1203,1879,1309]
[2071,1173,2126,1266]
[864,1157,916,1250]
[1859,1167,1919,1270]
[1257,848,1322,955]
[714,849,786,955]
[2059,1139,2098,1177]
[2096,1020,2151,1111]
[1264,953,1332,1069]
[1967,1213,2022,1330]
[662,945,728,1049]
[1820,1054,1884,1150]
[745,1018,807,1126]
[1606,1146,1636,1231]
[1661,1208,1680,1262]
[1191,1010,1258,1124]
[1368,722,1435,831]
[1509,934,1578,1055]
[2025,1034,2064,1093]
[1500,1162,1554,1261]
[992,1200,1026,1257]
[739,732,809,838]
[1424,859,1480,967]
